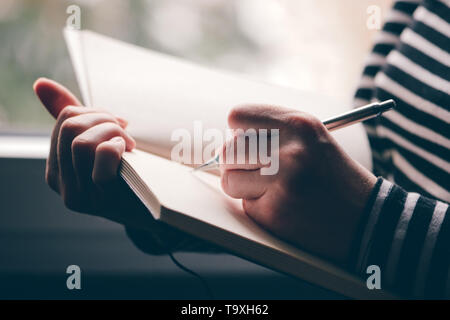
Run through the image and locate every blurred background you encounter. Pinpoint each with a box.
[0,0,393,131]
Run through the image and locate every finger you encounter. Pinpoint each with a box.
[242,195,278,230]
[219,134,277,171]
[227,104,297,131]
[92,136,126,186]
[70,122,135,191]
[115,116,128,129]
[221,169,270,199]
[33,78,81,119]
[46,109,124,192]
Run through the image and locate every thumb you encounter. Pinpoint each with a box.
[33,77,82,119]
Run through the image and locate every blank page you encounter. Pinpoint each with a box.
[64,28,372,170]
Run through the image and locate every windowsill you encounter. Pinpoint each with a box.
[0,135,50,159]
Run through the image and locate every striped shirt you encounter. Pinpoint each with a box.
[125,0,450,299]
[352,0,450,298]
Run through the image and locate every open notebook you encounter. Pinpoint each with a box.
[64,28,390,299]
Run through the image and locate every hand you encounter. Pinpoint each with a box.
[220,104,377,265]
[33,78,151,226]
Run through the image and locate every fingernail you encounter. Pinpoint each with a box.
[116,116,128,128]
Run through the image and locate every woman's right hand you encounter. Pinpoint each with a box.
[33,78,144,224]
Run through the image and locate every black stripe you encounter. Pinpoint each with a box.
[362,65,382,77]
[397,42,450,81]
[383,22,408,36]
[375,88,449,137]
[355,88,374,101]
[379,116,450,164]
[393,142,450,191]
[383,65,450,108]
[411,21,450,53]
[363,116,379,128]
[373,43,396,56]
[366,184,406,272]
[372,162,391,178]
[425,203,450,298]
[394,195,436,296]
[367,133,392,153]
[393,2,420,15]
[424,0,450,25]
[393,165,435,198]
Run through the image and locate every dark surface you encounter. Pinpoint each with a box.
[0,157,343,299]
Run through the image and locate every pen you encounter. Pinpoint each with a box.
[193,99,396,172]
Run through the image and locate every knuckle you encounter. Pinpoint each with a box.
[287,113,325,139]
[102,122,123,135]
[60,118,83,139]
[71,136,96,157]
[59,105,82,121]
[96,142,122,162]
[227,104,252,126]
[282,143,304,160]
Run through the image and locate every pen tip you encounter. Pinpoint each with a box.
[379,99,396,111]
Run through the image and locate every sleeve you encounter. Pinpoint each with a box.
[349,177,450,299]
[353,0,420,178]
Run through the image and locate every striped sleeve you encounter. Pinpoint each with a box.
[352,177,450,298]
[354,0,422,178]
[354,0,450,199]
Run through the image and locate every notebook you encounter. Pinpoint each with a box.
[63,28,391,299]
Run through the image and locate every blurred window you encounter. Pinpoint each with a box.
[0,0,392,132]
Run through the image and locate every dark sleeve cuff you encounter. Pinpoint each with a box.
[347,177,450,298]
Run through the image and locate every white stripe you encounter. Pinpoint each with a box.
[375,72,450,122]
[401,29,450,67]
[358,75,376,88]
[356,180,394,272]
[413,201,449,297]
[378,126,450,174]
[387,51,450,94]
[374,31,401,44]
[383,110,450,149]
[364,53,387,66]
[391,151,450,201]
[440,0,450,8]
[385,192,420,286]
[385,9,415,24]
[353,98,371,108]
[414,6,450,38]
